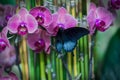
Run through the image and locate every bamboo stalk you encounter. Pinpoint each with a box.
[35,0,40,6]
[82,0,89,80]
[35,53,40,80]
[46,55,52,80]
[80,38,85,80]
[19,41,25,80]
[56,56,60,80]
[22,37,29,80]
[40,52,46,80]
[28,48,35,80]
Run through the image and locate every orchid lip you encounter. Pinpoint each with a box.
[34,39,45,53]
[0,39,7,52]
[57,23,65,29]
[95,19,105,28]
[17,22,28,36]
[36,13,44,25]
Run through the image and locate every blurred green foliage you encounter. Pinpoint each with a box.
[0,0,16,5]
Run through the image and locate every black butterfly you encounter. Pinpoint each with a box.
[55,27,89,53]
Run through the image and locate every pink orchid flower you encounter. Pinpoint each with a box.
[0,27,10,52]
[108,0,120,9]
[27,29,51,54]
[0,45,16,67]
[7,8,38,36]
[46,7,77,36]
[29,6,52,27]
[87,3,114,35]
[0,4,16,27]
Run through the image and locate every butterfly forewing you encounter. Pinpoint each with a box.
[55,27,89,53]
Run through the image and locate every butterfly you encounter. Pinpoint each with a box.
[55,27,89,53]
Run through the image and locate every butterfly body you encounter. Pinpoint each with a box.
[55,27,89,53]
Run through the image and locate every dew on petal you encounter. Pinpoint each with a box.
[34,39,45,53]
[17,22,28,36]
[0,39,7,52]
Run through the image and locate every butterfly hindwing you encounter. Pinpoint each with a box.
[62,33,77,52]
[55,29,63,52]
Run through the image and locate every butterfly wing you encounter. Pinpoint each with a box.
[62,27,89,52]
[55,30,63,52]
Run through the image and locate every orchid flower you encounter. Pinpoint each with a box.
[0,27,10,52]
[29,6,52,27]
[0,4,16,27]
[0,45,16,67]
[87,3,114,35]
[27,29,51,54]
[46,7,77,36]
[108,0,120,9]
[7,8,38,36]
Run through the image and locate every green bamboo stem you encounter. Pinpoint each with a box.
[46,55,52,80]
[51,38,56,80]
[28,48,35,80]
[31,0,35,8]
[40,52,46,80]
[35,53,40,80]
[59,59,63,80]
[25,0,31,10]
[82,0,89,80]
[84,36,89,80]
[80,37,85,80]
[56,57,60,80]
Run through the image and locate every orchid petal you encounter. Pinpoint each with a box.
[7,14,20,33]
[40,29,51,54]
[87,10,96,34]
[64,14,77,29]
[27,31,40,50]
[1,27,10,47]
[46,13,59,36]
[58,7,68,14]
[0,46,16,66]
[26,14,38,33]
[89,2,97,12]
